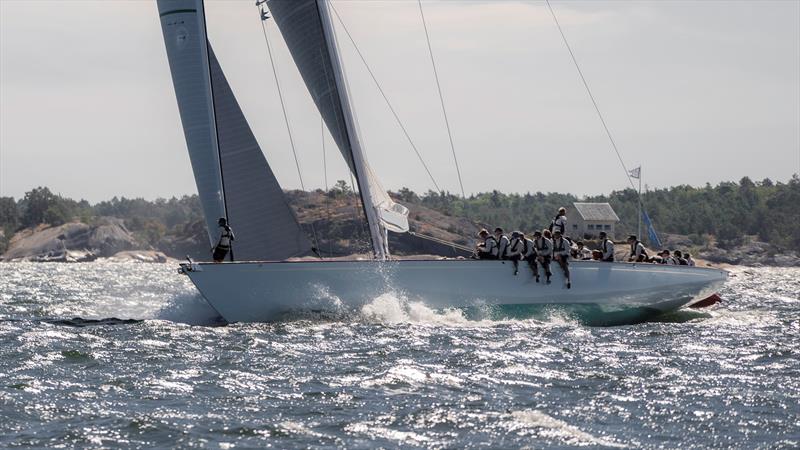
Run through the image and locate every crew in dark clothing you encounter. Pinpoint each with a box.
[674,250,688,265]
[599,231,615,262]
[532,230,553,284]
[506,231,525,275]
[495,227,510,260]
[552,230,571,289]
[475,229,498,259]
[627,235,647,262]
[213,217,235,262]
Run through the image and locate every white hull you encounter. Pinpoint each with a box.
[180,259,727,325]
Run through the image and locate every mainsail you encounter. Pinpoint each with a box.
[158,0,311,261]
[267,0,408,259]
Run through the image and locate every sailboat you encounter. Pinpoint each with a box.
[157,0,727,324]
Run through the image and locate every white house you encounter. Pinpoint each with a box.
[566,203,620,239]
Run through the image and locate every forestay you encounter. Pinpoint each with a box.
[158,0,311,261]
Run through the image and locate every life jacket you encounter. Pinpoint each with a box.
[553,237,567,252]
[479,236,497,254]
[549,215,566,235]
[497,235,509,259]
[630,241,648,258]
[217,225,233,249]
[535,238,549,253]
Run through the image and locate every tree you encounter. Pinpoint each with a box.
[0,197,19,231]
[20,187,60,227]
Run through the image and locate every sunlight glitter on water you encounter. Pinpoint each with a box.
[0,262,798,448]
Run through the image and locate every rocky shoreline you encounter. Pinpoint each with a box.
[2,219,798,267]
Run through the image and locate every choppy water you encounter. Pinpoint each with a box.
[0,262,798,449]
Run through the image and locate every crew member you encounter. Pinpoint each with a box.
[213,217,235,262]
[495,227,510,260]
[549,207,568,236]
[506,231,525,275]
[522,232,538,276]
[552,230,572,288]
[475,229,498,260]
[599,231,615,262]
[532,230,553,284]
[685,252,696,267]
[674,250,688,265]
[573,241,591,260]
[627,235,648,262]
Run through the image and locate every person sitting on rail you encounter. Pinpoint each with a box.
[532,230,553,284]
[658,250,674,264]
[573,240,591,260]
[591,249,603,261]
[552,230,572,289]
[627,235,648,262]
[522,232,538,277]
[495,227,510,260]
[674,250,688,265]
[506,231,525,275]
[475,229,498,260]
[549,207,568,236]
[685,252,696,267]
[599,231,615,262]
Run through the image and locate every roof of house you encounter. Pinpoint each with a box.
[572,202,620,222]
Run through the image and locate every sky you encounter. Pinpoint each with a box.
[1,0,798,203]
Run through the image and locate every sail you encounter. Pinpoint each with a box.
[209,48,312,261]
[159,0,311,260]
[158,0,224,247]
[265,0,355,174]
[267,0,409,258]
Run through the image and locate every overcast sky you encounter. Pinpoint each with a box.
[1,0,798,203]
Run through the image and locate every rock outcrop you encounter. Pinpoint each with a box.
[1,218,139,262]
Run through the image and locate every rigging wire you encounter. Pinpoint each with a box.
[328,3,442,194]
[321,116,334,256]
[544,0,638,193]
[257,8,321,253]
[417,0,467,200]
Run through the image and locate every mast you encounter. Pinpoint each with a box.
[316,0,387,260]
[198,0,232,260]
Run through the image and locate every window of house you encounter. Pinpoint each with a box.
[604,224,611,230]
[572,224,578,230]
[587,224,595,230]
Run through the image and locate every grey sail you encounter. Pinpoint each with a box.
[159,0,311,261]
[266,0,356,173]
[158,0,225,247]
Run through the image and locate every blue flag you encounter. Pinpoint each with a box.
[642,210,662,249]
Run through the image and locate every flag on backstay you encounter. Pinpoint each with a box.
[629,166,641,179]
[642,210,662,249]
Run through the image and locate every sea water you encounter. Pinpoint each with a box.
[0,262,798,448]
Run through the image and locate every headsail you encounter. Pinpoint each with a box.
[159,0,312,261]
[208,48,312,261]
[267,0,408,258]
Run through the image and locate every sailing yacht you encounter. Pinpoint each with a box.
[157,0,727,324]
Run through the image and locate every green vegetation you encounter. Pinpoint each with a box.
[404,175,799,250]
[0,175,797,254]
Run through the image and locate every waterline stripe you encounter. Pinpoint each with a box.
[160,8,196,17]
